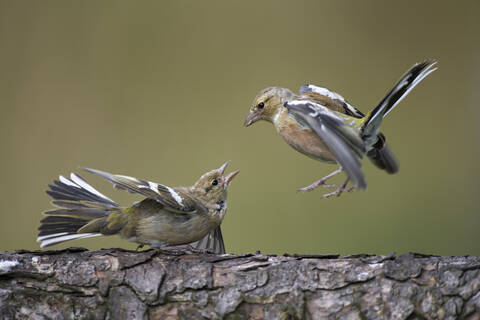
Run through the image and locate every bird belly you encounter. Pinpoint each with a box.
[279,122,337,163]
[136,212,218,246]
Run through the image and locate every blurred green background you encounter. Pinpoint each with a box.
[1,1,479,255]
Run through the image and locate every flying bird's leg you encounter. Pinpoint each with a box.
[297,167,342,192]
[323,178,352,198]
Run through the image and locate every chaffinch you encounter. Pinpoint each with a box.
[37,161,239,253]
[244,61,436,198]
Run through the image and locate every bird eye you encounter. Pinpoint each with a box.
[257,102,264,110]
[212,179,218,186]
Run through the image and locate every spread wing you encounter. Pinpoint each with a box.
[83,168,206,214]
[190,226,225,254]
[299,84,365,118]
[284,100,367,189]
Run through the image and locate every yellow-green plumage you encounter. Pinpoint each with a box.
[37,162,239,253]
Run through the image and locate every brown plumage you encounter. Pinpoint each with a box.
[244,61,437,197]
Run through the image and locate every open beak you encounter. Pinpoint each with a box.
[224,170,240,185]
[218,160,230,175]
[244,112,261,127]
[218,161,239,186]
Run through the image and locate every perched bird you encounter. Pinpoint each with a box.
[37,161,239,253]
[244,61,437,197]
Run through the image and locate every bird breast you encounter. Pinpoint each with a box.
[276,111,337,163]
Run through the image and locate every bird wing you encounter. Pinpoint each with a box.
[190,226,225,254]
[83,168,206,214]
[299,84,365,118]
[284,100,367,189]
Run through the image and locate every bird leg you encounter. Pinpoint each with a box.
[323,178,354,198]
[297,167,342,192]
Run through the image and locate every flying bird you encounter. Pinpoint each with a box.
[244,61,437,197]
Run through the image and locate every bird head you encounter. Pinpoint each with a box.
[244,87,295,127]
[191,161,239,205]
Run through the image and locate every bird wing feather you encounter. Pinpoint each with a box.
[300,84,365,118]
[83,168,206,214]
[284,100,367,189]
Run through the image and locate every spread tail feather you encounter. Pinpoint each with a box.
[37,233,101,248]
[361,61,437,143]
[190,226,225,254]
[38,173,120,248]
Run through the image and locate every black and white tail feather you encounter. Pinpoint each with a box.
[37,173,119,248]
[361,61,437,145]
[361,61,437,174]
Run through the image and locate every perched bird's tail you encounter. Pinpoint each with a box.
[37,173,121,248]
[361,61,437,144]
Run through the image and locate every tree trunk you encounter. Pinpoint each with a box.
[0,248,479,319]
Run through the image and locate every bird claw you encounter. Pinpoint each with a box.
[323,190,341,198]
[296,168,356,198]
[297,168,343,192]
[322,179,353,198]
[298,183,337,192]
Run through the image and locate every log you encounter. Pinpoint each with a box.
[0,248,479,319]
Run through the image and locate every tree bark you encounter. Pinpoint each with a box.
[0,248,479,319]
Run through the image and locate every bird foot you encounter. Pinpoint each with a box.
[297,168,343,192]
[323,179,353,198]
[297,181,337,192]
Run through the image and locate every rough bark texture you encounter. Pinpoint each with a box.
[0,248,479,319]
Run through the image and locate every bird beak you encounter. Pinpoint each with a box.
[244,112,261,127]
[218,160,230,175]
[224,170,240,185]
[218,161,239,186]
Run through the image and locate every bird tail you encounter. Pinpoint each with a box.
[360,61,437,144]
[366,133,399,174]
[37,173,120,248]
[190,226,226,254]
